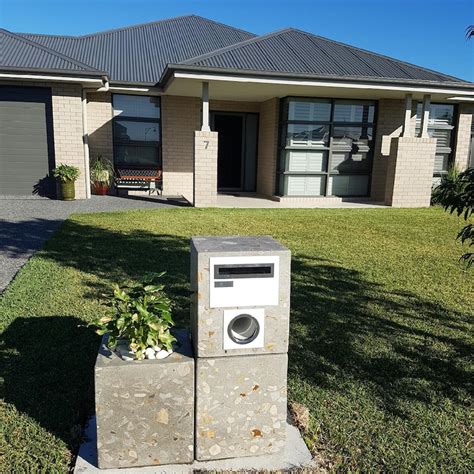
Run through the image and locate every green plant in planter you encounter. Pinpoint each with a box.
[53,164,80,200]
[90,155,114,195]
[95,272,176,360]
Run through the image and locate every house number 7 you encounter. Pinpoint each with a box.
[204,140,209,149]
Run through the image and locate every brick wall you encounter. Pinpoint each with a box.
[256,98,279,197]
[454,103,474,170]
[210,100,260,113]
[371,99,408,202]
[161,95,201,201]
[385,137,436,207]
[50,83,87,198]
[193,131,218,207]
[87,91,113,164]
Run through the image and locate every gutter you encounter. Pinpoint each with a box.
[159,64,474,94]
[0,71,106,85]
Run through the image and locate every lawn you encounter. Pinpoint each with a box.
[0,207,472,472]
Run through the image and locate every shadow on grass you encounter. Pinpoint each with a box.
[0,316,99,452]
[0,218,471,455]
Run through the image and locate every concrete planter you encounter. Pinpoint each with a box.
[94,329,194,469]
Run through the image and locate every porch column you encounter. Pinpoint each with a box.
[201,82,210,132]
[193,131,218,207]
[384,136,436,207]
[402,94,413,137]
[419,94,431,138]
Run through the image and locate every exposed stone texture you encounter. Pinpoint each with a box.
[385,136,437,207]
[190,236,291,357]
[454,103,474,170]
[193,131,218,207]
[195,354,288,461]
[95,330,194,469]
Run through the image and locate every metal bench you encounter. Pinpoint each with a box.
[115,167,162,195]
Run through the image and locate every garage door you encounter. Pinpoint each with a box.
[0,86,55,197]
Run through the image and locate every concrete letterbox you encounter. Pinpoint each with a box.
[190,236,291,460]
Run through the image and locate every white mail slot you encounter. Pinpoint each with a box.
[209,255,279,308]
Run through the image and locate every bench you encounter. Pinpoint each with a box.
[115,167,162,195]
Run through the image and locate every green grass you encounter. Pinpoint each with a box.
[0,207,472,471]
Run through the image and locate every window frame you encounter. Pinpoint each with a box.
[415,101,457,178]
[277,97,377,197]
[112,94,162,168]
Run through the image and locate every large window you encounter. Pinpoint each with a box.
[278,98,376,197]
[112,94,161,167]
[415,103,455,182]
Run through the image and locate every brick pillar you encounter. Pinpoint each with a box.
[384,137,437,207]
[454,103,474,170]
[193,131,218,207]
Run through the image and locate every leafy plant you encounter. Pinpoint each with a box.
[433,167,473,268]
[90,155,114,185]
[95,272,176,359]
[53,164,80,182]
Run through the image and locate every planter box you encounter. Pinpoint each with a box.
[95,329,194,469]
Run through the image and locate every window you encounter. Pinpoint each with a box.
[416,103,455,180]
[278,98,376,197]
[112,95,161,167]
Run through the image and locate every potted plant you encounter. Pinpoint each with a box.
[95,272,177,360]
[93,273,194,469]
[90,155,114,196]
[53,164,80,200]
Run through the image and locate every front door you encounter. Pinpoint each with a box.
[211,112,258,192]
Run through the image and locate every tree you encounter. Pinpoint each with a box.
[466,25,474,39]
[433,168,474,268]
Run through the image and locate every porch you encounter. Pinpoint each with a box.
[161,77,453,208]
[215,193,386,208]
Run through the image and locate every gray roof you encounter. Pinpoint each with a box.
[0,28,104,76]
[3,16,470,87]
[17,15,255,84]
[181,28,465,84]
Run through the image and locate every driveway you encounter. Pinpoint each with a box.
[0,195,186,293]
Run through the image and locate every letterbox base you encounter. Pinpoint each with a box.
[195,353,288,461]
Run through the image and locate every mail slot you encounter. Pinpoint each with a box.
[214,263,274,279]
[209,256,279,308]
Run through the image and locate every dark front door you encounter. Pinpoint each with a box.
[214,114,243,190]
[212,112,258,192]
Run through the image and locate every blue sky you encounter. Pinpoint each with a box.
[1,0,473,81]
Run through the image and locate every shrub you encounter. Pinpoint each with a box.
[90,155,114,185]
[433,167,473,268]
[53,164,80,182]
[95,272,176,360]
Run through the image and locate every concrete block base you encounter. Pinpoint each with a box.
[195,354,288,461]
[74,416,314,473]
[94,330,194,469]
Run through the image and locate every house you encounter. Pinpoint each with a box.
[1,15,473,207]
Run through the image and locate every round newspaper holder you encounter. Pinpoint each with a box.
[223,308,265,350]
[227,313,260,345]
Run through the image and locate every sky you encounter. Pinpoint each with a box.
[1,0,473,81]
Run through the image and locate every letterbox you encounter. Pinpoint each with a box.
[190,236,291,460]
[190,236,291,358]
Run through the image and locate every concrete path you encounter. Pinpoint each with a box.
[0,195,186,293]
